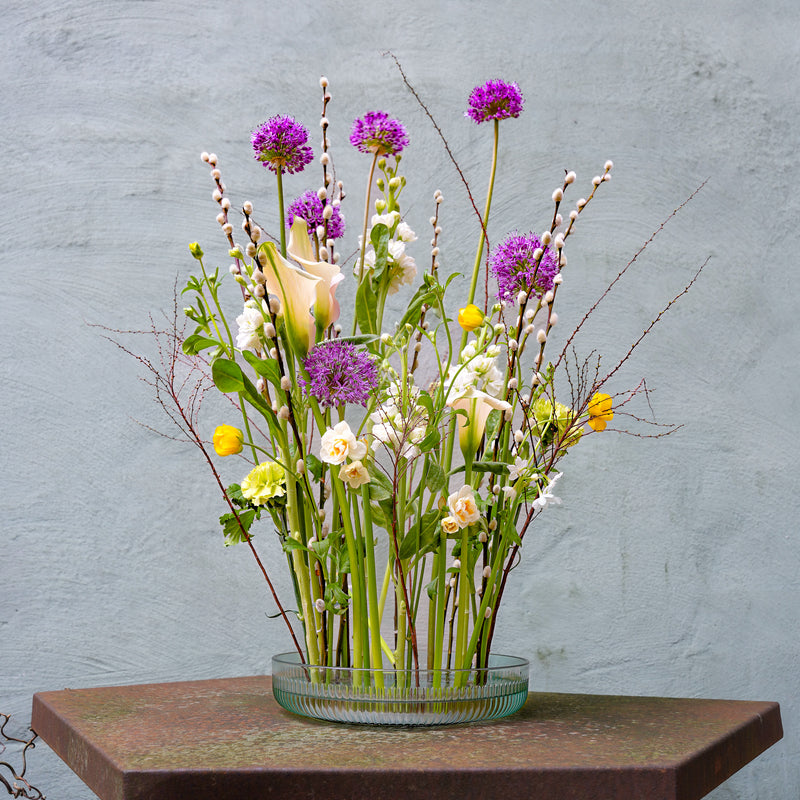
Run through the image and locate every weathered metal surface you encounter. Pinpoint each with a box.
[31,676,782,800]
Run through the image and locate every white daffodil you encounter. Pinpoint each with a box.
[447,485,481,529]
[320,421,367,465]
[339,460,371,489]
[507,456,526,482]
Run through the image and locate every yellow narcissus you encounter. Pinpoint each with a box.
[213,425,244,456]
[241,462,286,506]
[587,392,614,432]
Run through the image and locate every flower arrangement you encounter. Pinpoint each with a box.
[167,69,703,686]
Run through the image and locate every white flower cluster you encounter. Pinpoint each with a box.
[356,211,418,294]
[370,381,428,460]
[445,340,504,399]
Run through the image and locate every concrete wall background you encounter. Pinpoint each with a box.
[2,1,798,797]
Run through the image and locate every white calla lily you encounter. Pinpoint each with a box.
[447,388,511,461]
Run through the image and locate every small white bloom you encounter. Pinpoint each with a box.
[532,472,563,511]
[441,516,460,535]
[507,457,526,482]
[396,221,417,242]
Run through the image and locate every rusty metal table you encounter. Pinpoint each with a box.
[31,675,782,800]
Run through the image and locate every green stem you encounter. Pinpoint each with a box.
[276,167,287,258]
[352,152,380,335]
[361,485,385,684]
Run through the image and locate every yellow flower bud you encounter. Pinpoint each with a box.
[587,393,614,432]
[213,424,244,456]
[457,303,483,332]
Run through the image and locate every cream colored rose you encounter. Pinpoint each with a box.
[441,516,460,535]
[320,421,367,465]
[339,460,371,489]
[447,485,480,529]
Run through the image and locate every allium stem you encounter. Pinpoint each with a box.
[467,119,499,310]
[352,152,380,335]
[276,167,287,258]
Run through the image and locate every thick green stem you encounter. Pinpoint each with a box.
[352,152,380,335]
[276,167,287,258]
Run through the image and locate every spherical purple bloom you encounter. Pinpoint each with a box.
[286,190,346,240]
[251,115,314,174]
[350,111,409,156]
[491,233,560,302]
[302,340,378,408]
[465,80,524,124]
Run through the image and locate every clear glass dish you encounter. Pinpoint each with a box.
[271,652,529,726]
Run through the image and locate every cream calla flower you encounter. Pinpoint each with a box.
[447,389,512,461]
[257,239,321,358]
[287,218,344,331]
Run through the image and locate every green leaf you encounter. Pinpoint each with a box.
[219,509,256,546]
[356,275,378,337]
[484,408,503,443]
[398,509,441,560]
[370,223,390,279]
[182,333,220,355]
[305,453,324,483]
[425,460,447,495]
[242,351,281,384]
[212,358,245,393]
[368,470,393,502]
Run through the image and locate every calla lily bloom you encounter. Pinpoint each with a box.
[447,389,511,461]
[257,240,322,358]
[287,218,344,332]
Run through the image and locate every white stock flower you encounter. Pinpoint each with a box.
[387,240,417,294]
[320,421,367,465]
[447,485,481,529]
[235,305,266,351]
[396,221,417,242]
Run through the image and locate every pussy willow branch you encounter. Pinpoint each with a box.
[555,180,708,371]
[99,299,306,662]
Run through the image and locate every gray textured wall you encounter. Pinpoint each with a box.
[2,1,798,797]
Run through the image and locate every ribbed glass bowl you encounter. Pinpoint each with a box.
[271,652,529,726]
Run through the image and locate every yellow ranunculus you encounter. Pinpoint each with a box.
[587,392,614,432]
[241,461,286,506]
[457,304,483,332]
[213,425,244,456]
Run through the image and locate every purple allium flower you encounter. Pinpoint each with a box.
[350,111,409,156]
[302,340,379,408]
[286,190,346,240]
[251,115,314,174]
[465,80,524,124]
[490,233,560,302]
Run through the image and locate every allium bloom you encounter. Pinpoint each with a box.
[213,425,244,456]
[587,392,614,431]
[447,485,481,529]
[465,79,524,124]
[286,190,346,240]
[241,461,286,505]
[319,420,368,465]
[302,340,378,408]
[251,115,313,174]
[491,232,560,302]
[350,111,409,156]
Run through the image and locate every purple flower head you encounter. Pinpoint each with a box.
[465,80,524,124]
[251,115,314,175]
[302,340,379,408]
[491,232,560,302]
[286,190,346,240]
[350,111,409,156]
